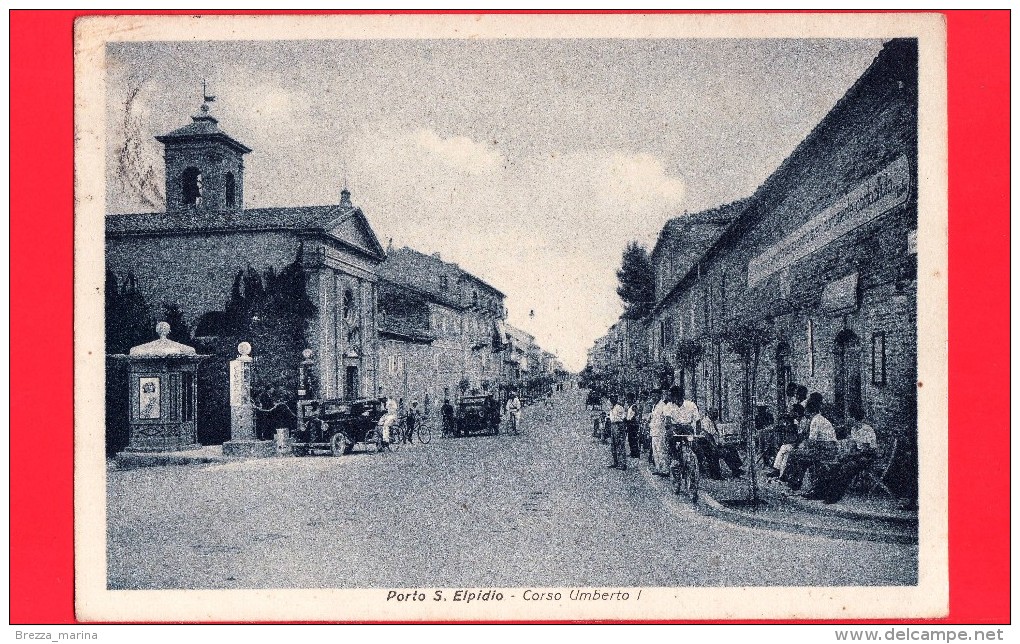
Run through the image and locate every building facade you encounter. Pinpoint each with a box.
[649,39,918,446]
[375,246,507,412]
[106,100,387,404]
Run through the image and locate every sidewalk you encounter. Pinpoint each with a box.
[640,454,918,544]
[112,444,229,470]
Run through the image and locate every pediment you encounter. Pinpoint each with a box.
[326,208,385,259]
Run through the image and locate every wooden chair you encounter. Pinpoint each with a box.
[852,437,898,497]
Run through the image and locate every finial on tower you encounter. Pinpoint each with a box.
[195,79,218,121]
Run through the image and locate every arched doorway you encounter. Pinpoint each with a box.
[775,341,792,415]
[833,330,863,423]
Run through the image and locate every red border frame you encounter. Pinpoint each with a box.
[9,9,1009,625]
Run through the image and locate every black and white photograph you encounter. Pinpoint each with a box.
[74,13,948,622]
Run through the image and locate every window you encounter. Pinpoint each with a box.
[182,167,202,205]
[834,330,863,422]
[807,319,816,376]
[182,372,194,421]
[343,289,357,324]
[720,273,727,319]
[871,332,886,385]
[225,172,236,207]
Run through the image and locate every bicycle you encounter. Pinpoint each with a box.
[416,420,432,444]
[369,414,401,453]
[668,423,700,503]
[506,411,521,435]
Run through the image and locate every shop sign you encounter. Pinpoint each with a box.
[821,272,859,313]
[747,155,910,287]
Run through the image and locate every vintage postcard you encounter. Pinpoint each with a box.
[74,12,948,622]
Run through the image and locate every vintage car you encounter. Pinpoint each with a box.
[455,394,501,437]
[293,397,388,456]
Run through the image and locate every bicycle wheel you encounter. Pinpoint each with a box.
[678,441,700,503]
[417,423,432,444]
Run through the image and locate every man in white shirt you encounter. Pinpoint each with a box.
[782,393,838,491]
[648,390,669,475]
[624,393,641,459]
[380,396,399,446]
[607,395,627,470]
[506,392,522,435]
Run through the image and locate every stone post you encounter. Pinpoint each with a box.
[222,341,275,458]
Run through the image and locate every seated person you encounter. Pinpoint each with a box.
[693,410,744,479]
[754,405,778,464]
[770,403,806,477]
[807,404,877,503]
[781,393,838,491]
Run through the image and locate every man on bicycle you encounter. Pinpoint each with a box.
[663,385,699,460]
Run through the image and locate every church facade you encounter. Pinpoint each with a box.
[106,100,387,402]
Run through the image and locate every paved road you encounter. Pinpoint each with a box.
[107,390,917,589]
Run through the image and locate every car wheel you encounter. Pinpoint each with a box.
[330,433,347,457]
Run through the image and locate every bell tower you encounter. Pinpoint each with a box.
[156,83,251,214]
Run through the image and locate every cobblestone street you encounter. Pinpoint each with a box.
[107,390,917,589]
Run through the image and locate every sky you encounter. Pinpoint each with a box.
[105,37,885,371]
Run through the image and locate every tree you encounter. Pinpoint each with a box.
[720,318,773,507]
[675,338,704,399]
[105,270,156,354]
[616,241,655,319]
[214,246,317,405]
[162,303,191,344]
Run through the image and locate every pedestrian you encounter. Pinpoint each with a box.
[506,391,522,435]
[648,390,669,475]
[381,395,399,448]
[404,401,421,444]
[770,403,806,478]
[624,393,640,459]
[607,394,627,470]
[441,398,455,437]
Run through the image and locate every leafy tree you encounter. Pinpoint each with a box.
[215,246,317,403]
[616,241,655,319]
[675,338,704,399]
[162,303,191,344]
[721,318,773,506]
[105,270,156,354]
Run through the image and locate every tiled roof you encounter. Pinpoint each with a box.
[155,115,252,154]
[651,199,749,260]
[106,205,345,235]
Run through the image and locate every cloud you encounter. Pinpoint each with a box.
[345,123,686,370]
[413,129,503,174]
